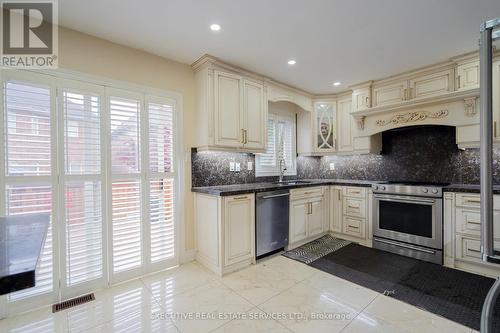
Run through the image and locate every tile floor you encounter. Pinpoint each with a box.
[0,255,478,333]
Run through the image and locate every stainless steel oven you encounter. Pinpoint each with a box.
[372,182,445,264]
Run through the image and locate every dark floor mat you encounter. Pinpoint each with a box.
[309,243,500,331]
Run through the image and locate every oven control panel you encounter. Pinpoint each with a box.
[372,183,443,197]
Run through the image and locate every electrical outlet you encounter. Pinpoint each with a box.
[329,162,335,171]
[235,162,241,172]
[229,162,235,171]
[247,161,253,170]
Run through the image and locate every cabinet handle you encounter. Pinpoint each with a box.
[348,204,359,209]
[495,121,497,138]
[348,224,360,229]
[240,129,245,144]
[244,129,248,144]
[233,196,248,200]
[457,75,461,89]
[403,88,407,100]
[464,198,481,203]
[338,191,341,201]
[365,96,369,107]
[468,247,481,254]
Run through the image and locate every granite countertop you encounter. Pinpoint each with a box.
[0,213,50,295]
[192,179,500,196]
[443,184,500,194]
[191,179,374,196]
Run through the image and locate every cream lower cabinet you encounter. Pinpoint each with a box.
[195,193,255,276]
[329,185,371,246]
[289,187,327,249]
[444,192,500,277]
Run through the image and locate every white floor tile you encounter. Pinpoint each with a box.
[363,295,472,333]
[0,306,68,333]
[258,281,358,333]
[220,262,300,306]
[258,255,318,281]
[211,308,291,333]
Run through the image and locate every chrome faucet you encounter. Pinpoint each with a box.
[278,159,287,183]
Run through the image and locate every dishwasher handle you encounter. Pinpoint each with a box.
[261,193,290,199]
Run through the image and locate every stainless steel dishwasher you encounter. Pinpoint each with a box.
[255,189,290,259]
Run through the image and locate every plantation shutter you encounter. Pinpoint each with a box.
[147,99,175,263]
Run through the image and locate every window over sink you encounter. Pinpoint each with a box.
[255,112,296,177]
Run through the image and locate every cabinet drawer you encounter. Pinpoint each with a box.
[409,69,453,100]
[455,207,500,239]
[343,186,366,198]
[343,217,366,238]
[343,197,366,218]
[455,208,481,237]
[456,236,482,263]
[455,193,500,209]
[291,186,324,200]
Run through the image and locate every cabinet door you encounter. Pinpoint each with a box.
[290,199,309,244]
[408,69,453,100]
[352,89,370,112]
[493,60,500,142]
[214,70,243,148]
[329,187,342,233]
[313,102,336,152]
[224,195,254,266]
[243,80,266,150]
[372,80,409,107]
[337,97,353,152]
[456,61,479,91]
[308,198,325,238]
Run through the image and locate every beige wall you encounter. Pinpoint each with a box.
[59,27,196,255]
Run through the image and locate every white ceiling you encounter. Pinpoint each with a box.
[59,0,500,94]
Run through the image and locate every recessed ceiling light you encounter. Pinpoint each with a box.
[287,59,296,65]
[333,82,341,86]
[210,24,221,31]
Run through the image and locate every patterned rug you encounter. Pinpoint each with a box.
[282,235,351,264]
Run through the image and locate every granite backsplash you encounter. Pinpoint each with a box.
[191,126,500,187]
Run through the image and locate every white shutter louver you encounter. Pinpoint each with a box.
[65,181,103,286]
[63,90,101,174]
[5,81,51,176]
[149,179,175,262]
[110,97,140,174]
[112,180,142,273]
[148,102,174,173]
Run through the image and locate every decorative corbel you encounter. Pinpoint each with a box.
[464,97,478,117]
[354,115,365,130]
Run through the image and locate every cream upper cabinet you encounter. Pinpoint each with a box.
[337,96,354,152]
[224,195,255,266]
[193,57,267,153]
[408,68,454,100]
[313,101,337,153]
[352,87,371,112]
[456,60,480,91]
[243,79,266,150]
[214,70,243,148]
[372,80,409,107]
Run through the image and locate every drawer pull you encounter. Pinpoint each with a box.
[464,198,481,203]
[233,196,248,200]
[467,247,481,254]
[348,225,359,229]
[468,219,481,225]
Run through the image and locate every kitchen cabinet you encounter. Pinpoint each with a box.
[408,68,454,100]
[337,95,354,153]
[329,186,369,244]
[456,60,480,91]
[372,80,409,107]
[352,83,372,112]
[313,101,337,153]
[289,186,327,248]
[195,193,255,276]
[193,56,267,153]
[443,192,500,277]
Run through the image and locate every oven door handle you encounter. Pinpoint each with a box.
[373,237,436,254]
[373,194,436,204]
